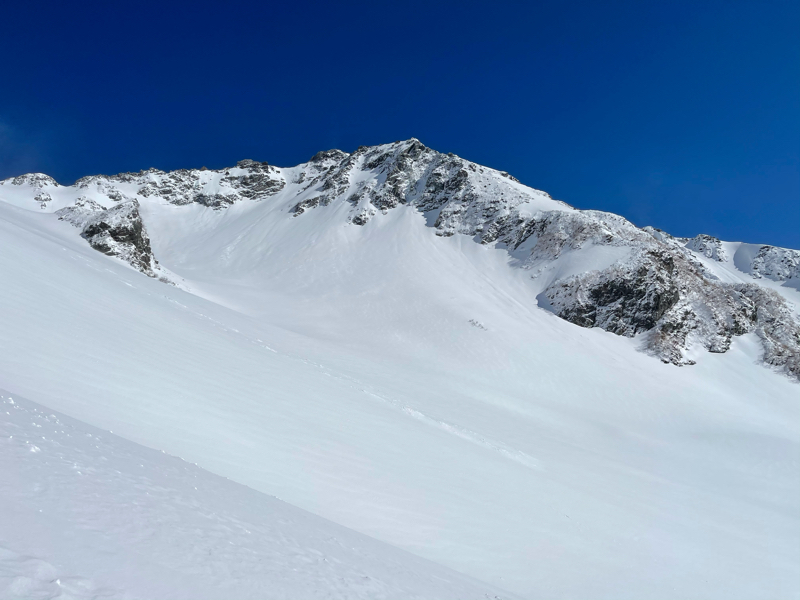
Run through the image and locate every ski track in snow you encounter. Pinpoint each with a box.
[362,390,542,470]
[160,291,541,470]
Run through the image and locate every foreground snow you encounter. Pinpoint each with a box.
[0,141,799,599]
[1,391,512,600]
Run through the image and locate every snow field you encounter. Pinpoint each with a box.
[1,146,799,598]
[0,392,515,600]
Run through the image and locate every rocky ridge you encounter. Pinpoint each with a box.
[1,139,798,379]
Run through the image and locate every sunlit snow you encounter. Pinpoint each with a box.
[1,143,798,599]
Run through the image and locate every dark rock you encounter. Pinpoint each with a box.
[80,200,158,276]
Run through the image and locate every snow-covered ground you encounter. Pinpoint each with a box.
[1,143,799,599]
[0,391,511,600]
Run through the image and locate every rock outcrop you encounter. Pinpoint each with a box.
[57,199,159,277]
[76,161,285,209]
[685,234,727,262]
[750,245,800,282]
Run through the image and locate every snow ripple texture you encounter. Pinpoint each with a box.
[0,393,514,600]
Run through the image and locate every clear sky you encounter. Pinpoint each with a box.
[1,0,797,247]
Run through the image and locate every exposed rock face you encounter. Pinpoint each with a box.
[531,214,800,371]
[545,243,800,369]
[290,139,563,236]
[33,192,52,209]
[76,161,285,209]
[547,251,681,337]
[686,234,727,262]
[5,174,59,209]
[224,162,285,201]
[750,245,800,282]
[10,173,59,188]
[56,199,158,277]
[734,284,800,379]
[4,139,799,379]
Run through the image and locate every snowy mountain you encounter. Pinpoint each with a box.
[4,139,797,378]
[1,139,798,599]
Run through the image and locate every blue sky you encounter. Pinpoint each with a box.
[1,0,797,247]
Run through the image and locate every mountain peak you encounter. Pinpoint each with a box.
[1,141,798,380]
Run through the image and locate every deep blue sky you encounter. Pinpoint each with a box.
[1,0,797,247]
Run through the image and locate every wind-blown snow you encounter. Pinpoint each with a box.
[1,140,798,599]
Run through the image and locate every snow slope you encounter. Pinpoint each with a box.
[1,140,799,599]
[0,391,513,600]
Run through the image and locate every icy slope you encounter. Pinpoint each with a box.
[1,391,512,600]
[1,140,799,599]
